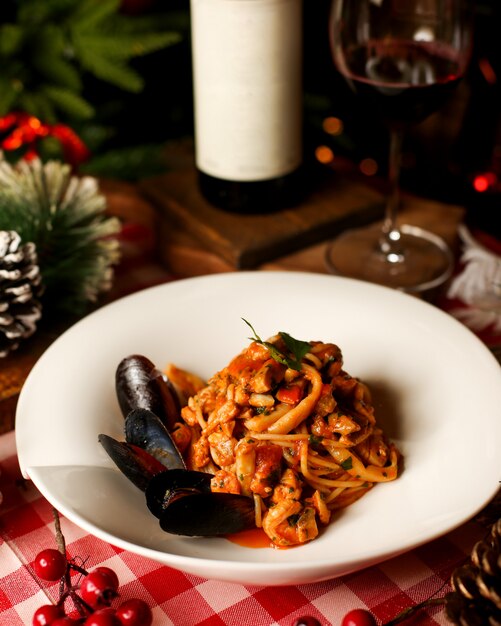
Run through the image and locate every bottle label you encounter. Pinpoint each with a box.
[191,0,303,182]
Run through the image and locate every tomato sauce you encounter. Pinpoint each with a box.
[226,527,272,548]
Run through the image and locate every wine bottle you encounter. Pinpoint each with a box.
[190,0,303,214]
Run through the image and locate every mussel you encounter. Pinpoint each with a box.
[158,490,256,536]
[101,356,255,538]
[98,434,164,492]
[125,408,186,471]
[116,354,181,430]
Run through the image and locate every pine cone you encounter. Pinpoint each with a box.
[445,518,501,626]
[0,230,43,358]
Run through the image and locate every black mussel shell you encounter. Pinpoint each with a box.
[125,408,186,471]
[116,355,181,430]
[145,469,213,518]
[159,490,256,536]
[98,434,166,492]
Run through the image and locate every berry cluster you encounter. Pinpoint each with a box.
[32,548,152,626]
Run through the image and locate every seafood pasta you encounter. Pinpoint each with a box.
[167,326,401,548]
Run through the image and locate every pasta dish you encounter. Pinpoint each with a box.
[166,323,401,547]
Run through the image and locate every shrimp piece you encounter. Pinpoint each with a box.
[309,490,331,525]
[208,431,237,467]
[264,505,318,546]
[271,467,302,503]
[180,405,198,427]
[170,422,192,454]
[262,498,303,545]
[235,438,257,496]
[227,342,270,384]
[331,371,358,396]
[355,431,390,467]
[204,399,239,436]
[250,444,283,497]
[211,469,241,494]
[249,358,285,393]
[262,470,319,546]
[191,434,211,469]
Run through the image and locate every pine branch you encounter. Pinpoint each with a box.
[17,0,79,25]
[71,0,122,31]
[43,85,95,120]
[34,57,82,92]
[0,24,24,56]
[30,26,82,91]
[0,78,18,116]
[0,0,184,124]
[74,45,144,92]
[0,157,121,314]
[18,91,57,123]
[72,31,181,62]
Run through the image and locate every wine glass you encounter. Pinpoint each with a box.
[326,0,472,293]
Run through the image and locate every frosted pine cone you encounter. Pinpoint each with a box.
[0,230,43,357]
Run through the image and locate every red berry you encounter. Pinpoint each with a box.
[94,567,119,591]
[80,570,119,608]
[341,609,377,626]
[84,608,121,626]
[32,604,65,626]
[34,549,67,581]
[116,599,153,626]
[51,618,80,625]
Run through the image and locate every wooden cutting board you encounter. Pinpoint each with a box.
[141,165,385,269]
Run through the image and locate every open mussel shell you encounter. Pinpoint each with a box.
[125,408,186,471]
[158,490,256,537]
[98,434,166,492]
[116,354,181,430]
[145,468,213,518]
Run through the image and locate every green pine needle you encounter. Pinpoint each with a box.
[0,0,182,122]
[43,85,95,119]
[0,155,121,315]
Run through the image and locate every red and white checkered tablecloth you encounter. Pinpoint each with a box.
[0,428,492,626]
[1,221,499,626]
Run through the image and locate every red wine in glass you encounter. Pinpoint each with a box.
[326,0,472,293]
[342,39,464,127]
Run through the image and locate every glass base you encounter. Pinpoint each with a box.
[325,223,453,294]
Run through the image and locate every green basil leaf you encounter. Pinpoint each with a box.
[242,319,311,372]
[279,331,311,369]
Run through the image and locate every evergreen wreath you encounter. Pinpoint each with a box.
[0,154,121,316]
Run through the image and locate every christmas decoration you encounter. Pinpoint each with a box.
[0,154,121,317]
[445,518,501,626]
[0,112,90,167]
[447,225,501,333]
[0,0,181,125]
[31,509,153,625]
[0,230,43,357]
[380,515,501,625]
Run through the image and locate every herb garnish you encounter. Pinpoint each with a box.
[340,456,353,471]
[242,318,310,371]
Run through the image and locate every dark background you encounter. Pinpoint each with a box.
[2,0,500,234]
[114,0,501,234]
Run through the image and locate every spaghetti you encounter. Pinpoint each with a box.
[167,331,401,547]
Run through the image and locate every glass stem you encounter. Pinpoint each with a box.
[379,127,404,261]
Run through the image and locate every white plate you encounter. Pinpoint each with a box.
[16,271,501,586]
